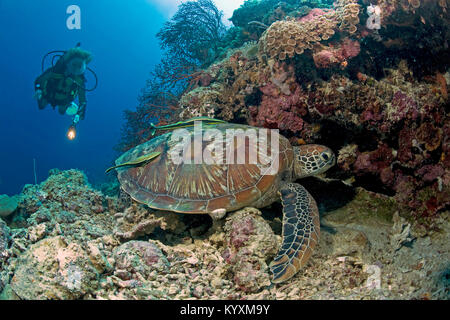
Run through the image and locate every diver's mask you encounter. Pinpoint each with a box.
[66,57,87,76]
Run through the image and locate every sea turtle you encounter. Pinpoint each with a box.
[109,120,335,283]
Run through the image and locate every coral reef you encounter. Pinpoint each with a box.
[113,204,186,240]
[5,0,446,301]
[179,44,447,224]
[259,10,338,61]
[312,38,360,68]
[0,170,448,300]
[259,0,360,62]
[10,236,99,299]
[177,48,448,224]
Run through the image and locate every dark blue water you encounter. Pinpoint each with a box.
[0,0,167,195]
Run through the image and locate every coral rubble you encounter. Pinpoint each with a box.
[0,170,448,300]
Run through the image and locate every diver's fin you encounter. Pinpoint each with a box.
[150,117,227,135]
[105,151,161,174]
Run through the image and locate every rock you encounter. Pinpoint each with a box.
[223,207,278,293]
[0,218,10,264]
[0,218,10,295]
[27,207,52,225]
[10,236,98,299]
[86,240,112,274]
[114,205,186,240]
[324,226,370,259]
[28,223,47,242]
[113,241,169,280]
[391,211,415,251]
[0,195,18,218]
[0,284,20,300]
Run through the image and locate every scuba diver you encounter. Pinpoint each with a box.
[34,44,97,139]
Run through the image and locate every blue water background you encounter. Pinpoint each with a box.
[0,0,167,195]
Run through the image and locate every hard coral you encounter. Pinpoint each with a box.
[259,0,361,62]
[335,0,360,34]
[313,39,361,69]
[259,10,337,61]
[250,83,306,132]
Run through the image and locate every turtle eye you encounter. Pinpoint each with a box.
[321,152,330,161]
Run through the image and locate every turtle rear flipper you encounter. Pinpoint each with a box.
[270,182,320,284]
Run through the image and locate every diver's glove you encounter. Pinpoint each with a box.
[65,102,79,116]
[73,114,80,125]
[34,89,43,100]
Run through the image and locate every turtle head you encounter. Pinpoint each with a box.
[293,145,335,179]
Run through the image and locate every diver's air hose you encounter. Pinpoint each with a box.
[85,67,98,92]
[51,54,63,68]
[41,50,66,72]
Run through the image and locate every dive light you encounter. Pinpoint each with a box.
[67,125,77,140]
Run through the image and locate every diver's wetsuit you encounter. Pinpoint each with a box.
[34,58,87,119]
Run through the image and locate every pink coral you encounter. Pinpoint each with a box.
[415,165,445,183]
[354,143,395,185]
[393,174,417,205]
[298,8,333,22]
[390,91,419,122]
[313,39,360,68]
[229,216,254,249]
[340,38,361,59]
[250,84,306,132]
[313,49,337,68]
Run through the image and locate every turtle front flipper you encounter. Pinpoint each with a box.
[270,182,320,283]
